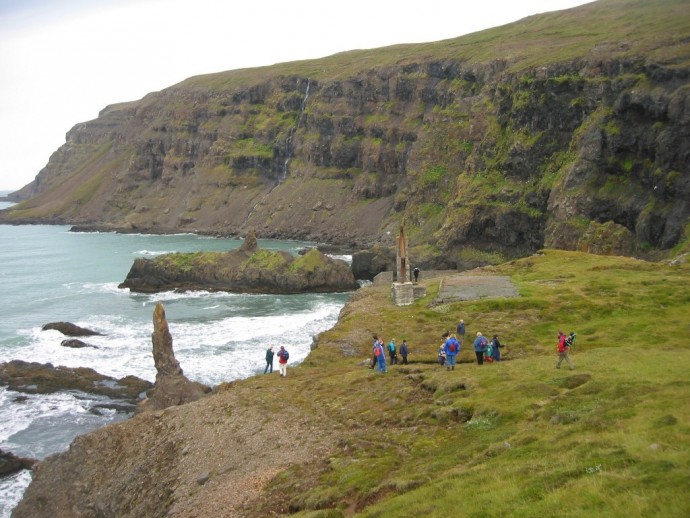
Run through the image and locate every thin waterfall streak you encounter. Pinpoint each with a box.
[246,79,310,224]
[281,79,310,183]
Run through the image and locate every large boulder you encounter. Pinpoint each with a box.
[42,322,103,337]
[137,303,210,413]
[351,245,395,280]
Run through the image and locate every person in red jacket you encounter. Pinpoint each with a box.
[556,331,574,370]
[277,346,289,377]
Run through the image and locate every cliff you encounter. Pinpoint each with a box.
[2,0,689,263]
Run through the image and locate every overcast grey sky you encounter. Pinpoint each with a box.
[0,0,592,191]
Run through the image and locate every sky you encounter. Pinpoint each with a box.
[0,0,592,191]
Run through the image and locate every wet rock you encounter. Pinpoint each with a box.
[42,322,103,337]
[0,449,37,478]
[0,360,152,402]
[60,339,96,349]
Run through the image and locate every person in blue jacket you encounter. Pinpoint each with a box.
[374,339,387,373]
[473,332,488,365]
[444,333,461,370]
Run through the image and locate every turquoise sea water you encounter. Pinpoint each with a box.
[0,198,352,515]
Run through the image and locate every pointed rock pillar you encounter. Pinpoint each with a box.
[137,303,210,413]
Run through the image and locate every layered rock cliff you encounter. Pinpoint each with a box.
[2,0,689,263]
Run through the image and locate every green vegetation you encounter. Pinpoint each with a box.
[242,250,690,516]
[242,249,290,270]
[289,248,328,273]
[155,251,222,272]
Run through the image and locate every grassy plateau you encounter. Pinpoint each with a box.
[236,250,690,517]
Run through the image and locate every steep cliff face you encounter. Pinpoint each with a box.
[3,0,689,262]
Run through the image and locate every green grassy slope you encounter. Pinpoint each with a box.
[178,0,690,91]
[239,250,690,516]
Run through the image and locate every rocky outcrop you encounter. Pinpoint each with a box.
[42,322,102,336]
[137,303,210,413]
[0,449,36,478]
[119,234,358,294]
[60,338,96,348]
[1,0,688,263]
[0,360,151,402]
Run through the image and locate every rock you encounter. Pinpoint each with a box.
[0,449,36,478]
[0,360,152,402]
[239,228,258,253]
[60,339,95,348]
[119,242,358,294]
[137,303,211,413]
[42,322,102,337]
[351,245,396,280]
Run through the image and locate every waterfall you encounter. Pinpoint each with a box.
[246,79,310,222]
[281,79,310,182]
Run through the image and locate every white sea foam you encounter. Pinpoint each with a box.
[0,227,351,515]
[0,470,32,518]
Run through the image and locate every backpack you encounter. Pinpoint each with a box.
[565,333,576,348]
[374,347,381,357]
[282,349,289,360]
[449,341,457,353]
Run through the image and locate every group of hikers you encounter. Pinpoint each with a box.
[437,319,503,369]
[369,335,409,372]
[264,320,576,376]
[369,318,576,372]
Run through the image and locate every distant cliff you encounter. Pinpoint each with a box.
[2,0,689,264]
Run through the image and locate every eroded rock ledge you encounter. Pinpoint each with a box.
[119,230,358,294]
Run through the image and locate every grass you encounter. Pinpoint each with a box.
[239,250,690,517]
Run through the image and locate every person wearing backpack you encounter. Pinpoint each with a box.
[556,331,574,370]
[444,333,461,371]
[374,340,387,373]
[387,338,398,365]
[473,332,488,365]
[277,345,289,377]
[369,335,380,369]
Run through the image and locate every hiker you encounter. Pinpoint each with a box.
[490,334,503,362]
[277,346,289,377]
[456,319,466,345]
[374,339,387,373]
[484,340,494,363]
[400,339,409,364]
[556,330,575,370]
[438,342,446,366]
[370,335,380,368]
[444,333,461,370]
[388,338,398,365]
[473,332,488,365]
[264,346,274,374]
[413,267,420,283]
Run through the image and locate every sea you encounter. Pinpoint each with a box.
[0,192,352,516]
